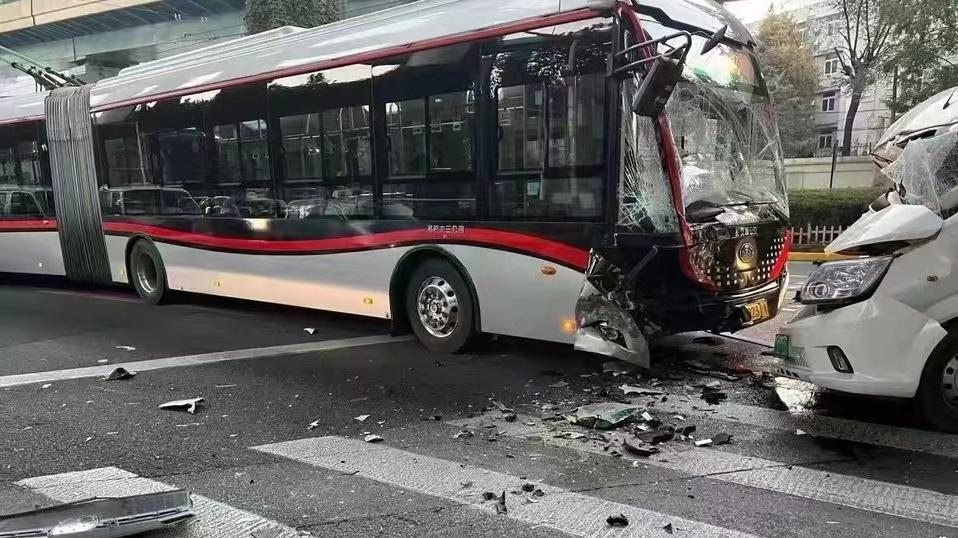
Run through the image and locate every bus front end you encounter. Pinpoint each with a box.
[575,0,790,367]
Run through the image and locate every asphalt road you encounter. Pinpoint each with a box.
[1,265,956,538]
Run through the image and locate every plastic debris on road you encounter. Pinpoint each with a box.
[620,384,664,396]
[303,328,316,335]
[158,397,204,414]
[354,414,370,422]
[115,345,136,351]
[607,514,629,527]
[364,434,384,443]
[566,402,644,429]
[549,380,569,388]
[307,420,320,430]
[41,384,51,389]
[494,491,507,514]
[663,522,674,534]
[555,431,587,440]
[103,367,135,381]
[622,439,659,457]
[453,429,474,439]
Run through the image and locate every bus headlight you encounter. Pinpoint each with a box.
[800,256,893,305]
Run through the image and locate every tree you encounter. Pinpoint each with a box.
[755,14,820,158]
[882,0,958,117]
[244,0,340,35]
[829,0,957,154]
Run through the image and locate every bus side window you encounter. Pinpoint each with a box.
[10,191,41,216]
[486,17,612,221]
[374,43,480,220]
[270,65,375,220]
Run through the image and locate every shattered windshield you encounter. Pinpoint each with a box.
[667,43,787,220]
[881,130,958,218]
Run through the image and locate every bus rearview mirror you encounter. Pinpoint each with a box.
[632,56,684,117]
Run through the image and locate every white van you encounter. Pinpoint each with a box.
[773,86,958,431]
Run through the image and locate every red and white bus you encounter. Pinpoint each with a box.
[0,0,790,366]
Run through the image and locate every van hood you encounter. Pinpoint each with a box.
[825,204,942,254]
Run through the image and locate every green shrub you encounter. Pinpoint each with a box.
[787,187,883,228]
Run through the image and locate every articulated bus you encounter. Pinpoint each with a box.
[0,0,790,366]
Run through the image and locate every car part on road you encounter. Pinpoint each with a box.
[103,367,135,381]
[404,258,476,353]
[128,239,171,305]
[363,434,384,443]
[0,490,194,538]
[566,403,644,429]
[158,397,204,414]
[607,514,629,527]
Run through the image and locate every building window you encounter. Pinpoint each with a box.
[826,21,841,36]
[824,58,840,76]
[818,134,833,149]
[821,91,837,112]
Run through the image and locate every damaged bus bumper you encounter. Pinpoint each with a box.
[573,250,787,368]
[0,490,194,538]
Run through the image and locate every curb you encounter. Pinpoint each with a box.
[787,251,852,262]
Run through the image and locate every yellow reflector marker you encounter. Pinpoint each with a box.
[363,297,374,305]
[541,265,557,276]
[560,319,577,333]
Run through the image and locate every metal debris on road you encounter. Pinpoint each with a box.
[712,432,732,445]
[363,434,384,443]
[494,491,507,514]
[354,414,370,422]
[0,490,194,538]
[567,402,644,429]
[453,429,474,439]
[620,384,664,396]
[623,439,659,457]
[115,345,136,351]
[602,361,637,377]
[607,514,629,527]
[307,420,320,430]
[303,328,316,335]
[158,397,204,414]
[103,367,135,381]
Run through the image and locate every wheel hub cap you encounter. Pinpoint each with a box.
[943,356,958,410]
[416,276,459,338]
[135,253,157,295]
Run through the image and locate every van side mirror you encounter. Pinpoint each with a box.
[701,25,727,55]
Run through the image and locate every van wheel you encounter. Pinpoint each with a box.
[916,330,958,433]
[404,259,475,353]
[129,240,171,305]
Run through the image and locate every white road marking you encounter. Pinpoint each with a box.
[452,415,958,529]
[0,334,409,388]
[254,436,763,538]
[656,399,958,459]
[17,467,299,537]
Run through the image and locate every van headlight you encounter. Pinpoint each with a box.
[800,256,893,305]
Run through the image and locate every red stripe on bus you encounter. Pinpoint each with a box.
[102,222,589,269]
[92,8,597,113]
[0,218,57,231]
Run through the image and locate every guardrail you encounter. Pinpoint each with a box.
[791,224,846,245]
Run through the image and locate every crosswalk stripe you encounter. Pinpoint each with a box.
[656,399,958,459]
[16,467,300,537]
[450,415,958,529]
[253,436,764,538]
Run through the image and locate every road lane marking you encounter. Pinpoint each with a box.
[253,436,763,538]
[655,399,958,459]
[0,334,410,388]
[451,415,958,529]
[16,467,300,537]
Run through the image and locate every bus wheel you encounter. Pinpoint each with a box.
[129,240,171,305]
[404,259,475,353]
[916,329,958,433]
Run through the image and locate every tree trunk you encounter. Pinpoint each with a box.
[841,89,862,157]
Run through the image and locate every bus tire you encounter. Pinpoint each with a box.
[404,258,475,353]
[128,239,171,305]
[916,329,958,433]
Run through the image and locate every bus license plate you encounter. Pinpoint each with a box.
[743,298,770,322]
